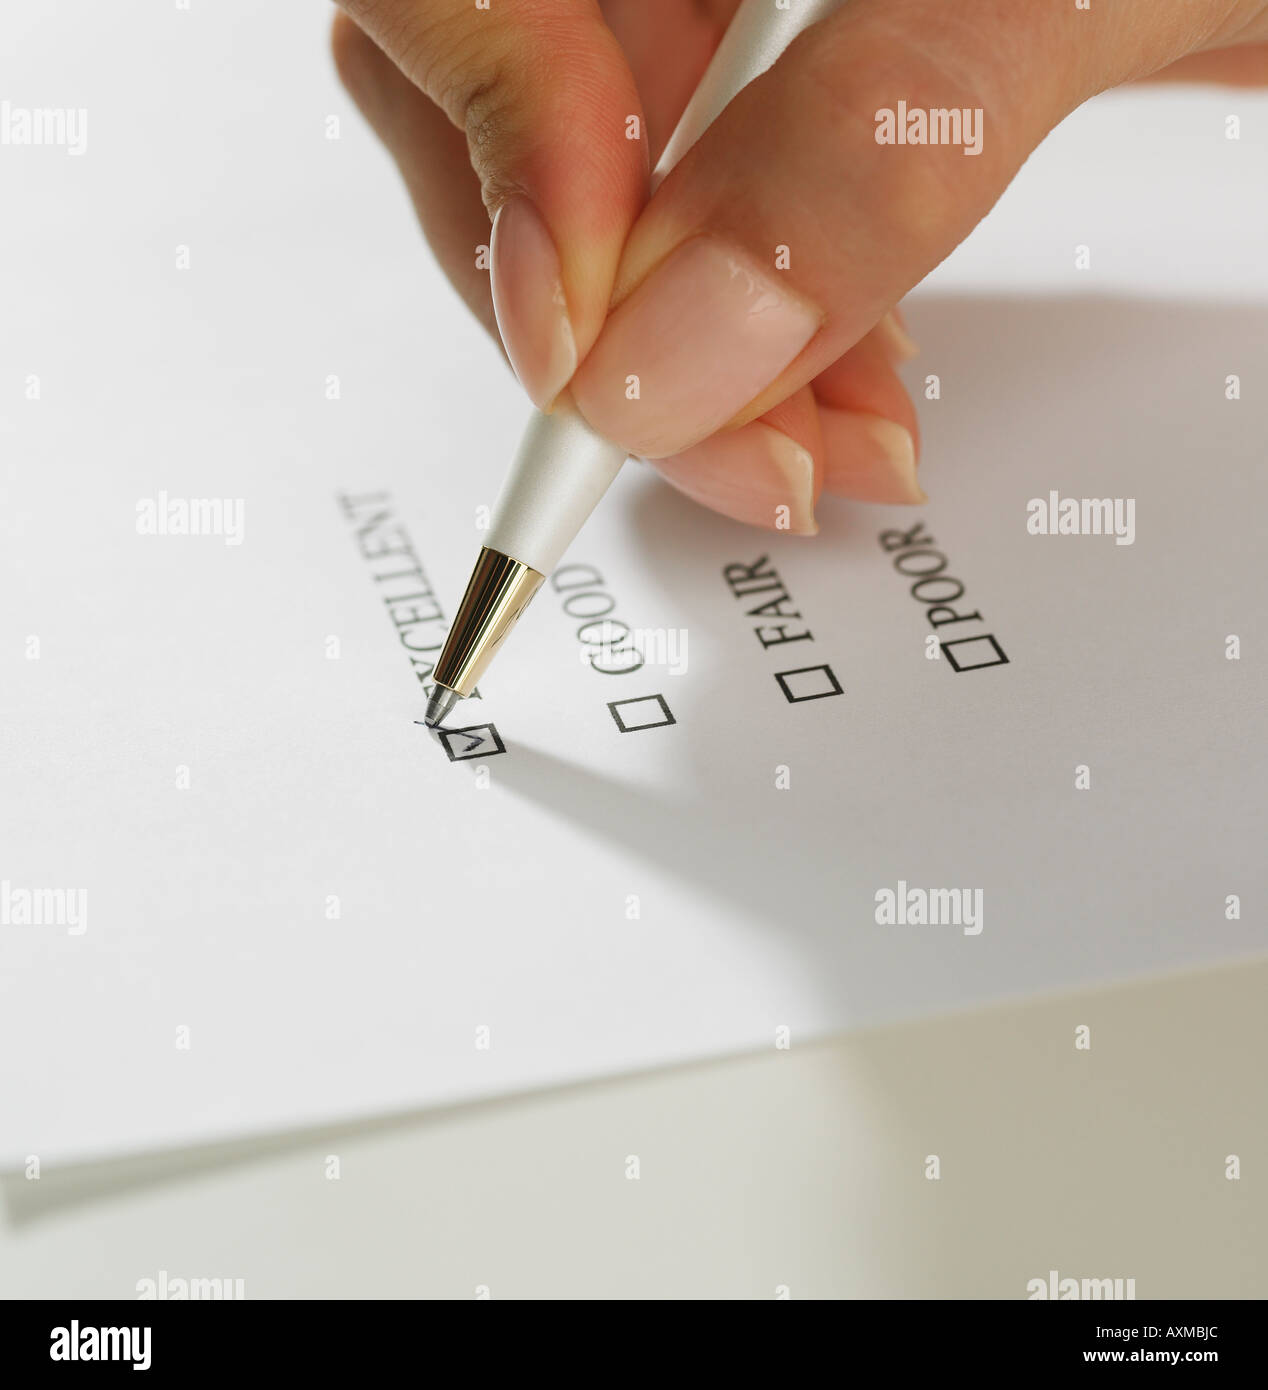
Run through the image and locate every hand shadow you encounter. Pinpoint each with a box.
[490,288,1268,1029]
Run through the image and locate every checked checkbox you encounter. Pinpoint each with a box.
[437,722,506,761]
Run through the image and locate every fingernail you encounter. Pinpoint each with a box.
[490,196,577,410]
[649,423,818,534]
[821,411,925,504]
[876,310,919,364]
[571,237,821,459]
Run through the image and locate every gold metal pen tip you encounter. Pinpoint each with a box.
[432,547,546,700]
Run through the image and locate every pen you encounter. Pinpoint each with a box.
[424,0,844,727]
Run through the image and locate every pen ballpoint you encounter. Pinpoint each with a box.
[424,0,843,728]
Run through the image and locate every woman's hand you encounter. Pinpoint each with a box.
[331,0,1268,533]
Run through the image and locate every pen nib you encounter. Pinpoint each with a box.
[423,685,462,728]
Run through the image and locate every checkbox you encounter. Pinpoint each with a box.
[437,722,506,761]
[775,664,843,704]
[608,693,676,733]
[941,635,1009,672]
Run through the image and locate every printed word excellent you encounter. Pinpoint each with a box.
[880,522,1008,672]
[338,491,469,701]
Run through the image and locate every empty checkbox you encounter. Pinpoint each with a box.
[775,664,843,704]
[608,694,676,733]
[941,635,1010,672]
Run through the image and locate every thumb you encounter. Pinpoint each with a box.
[334,0,648,409]
[569,0,1268,458]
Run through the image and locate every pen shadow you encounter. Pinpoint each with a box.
[493,741,850,982]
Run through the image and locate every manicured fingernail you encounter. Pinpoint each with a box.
[649,423,818,534]
[821,411,924,503]
[876,310,919,364]
[490,196,577,410]
[571,237,821,458]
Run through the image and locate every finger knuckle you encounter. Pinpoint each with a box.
[805,33,1015,254]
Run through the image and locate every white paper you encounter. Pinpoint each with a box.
[2,2,1265,1166]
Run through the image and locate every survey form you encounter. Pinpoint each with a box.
[1,6,1265,1165]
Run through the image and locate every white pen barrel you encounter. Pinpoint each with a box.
[486,0,845,575]
[484,400,628,576]
[653,0,844,191]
